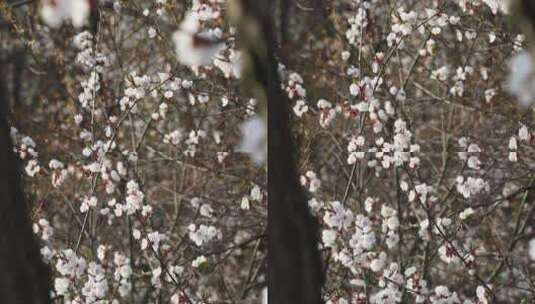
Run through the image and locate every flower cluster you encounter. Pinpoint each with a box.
[288,0,535,302]
[8,0,269,302]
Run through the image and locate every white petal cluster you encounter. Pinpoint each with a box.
[188,224,221,246]
[507,52,535,107]
[41,0,90,28]
[430,286,460,304]
[300,170,321,192]
[317,99,337,128]
[173,12,225,67]
[323,201,353,230]
[456,176,489,199]
[237,117,267,165]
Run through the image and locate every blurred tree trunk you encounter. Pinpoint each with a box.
[0,54,51,304]
[232,1,324,303]
[11,48,25,112]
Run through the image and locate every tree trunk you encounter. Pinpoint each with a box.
[0,54,51,304]
[233,1,324,303]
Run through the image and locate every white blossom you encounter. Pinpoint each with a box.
[237,117,267,165]
[173,12,225,67]
[41,0,90,28]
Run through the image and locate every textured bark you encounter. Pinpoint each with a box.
[235,1,324,303]
[0,56,51,304]
[11,48,25,111]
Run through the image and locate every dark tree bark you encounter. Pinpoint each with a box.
[235,1,324,303]
[11,48,25,111]
[0,55,51,304]
[279,0,291,45]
